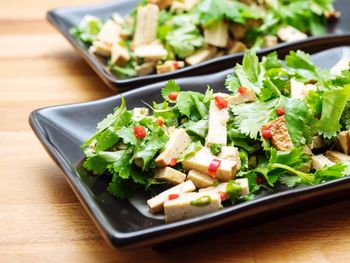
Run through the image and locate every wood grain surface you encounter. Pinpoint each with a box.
[1,1,350,262]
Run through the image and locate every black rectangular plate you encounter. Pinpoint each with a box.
[30,42,350,249]
[47,0,350,90]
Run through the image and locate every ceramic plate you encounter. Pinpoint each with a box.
[47,0,350,90]
[30,43,350,249]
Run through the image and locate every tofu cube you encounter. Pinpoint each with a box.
[290,79,317,100]
[156,61,185,74]
[134,44,168,62]
[182,147,239,182]
[133,107,149,117]
[326,151,350,163]
[311,135,326,150]
[199,178,249,201]
[156,128,192,167]
[135,62,155,76]
[218,146,241,170]
[185,47,217,66]
[97,20,121,46]
[133,4,159,47]
[204,21,229,48]
[263,35,278,48]
[228,89,257,105]
[154,167,186,185]
[90,41,112,57]
[312,155,334,170]
[337,130,350,155]
[277,26,307,43]
[187,169,216,188]
[227,41,247,54]
[147,180,196,214]
[262,116,294,151]
[164,192,222,223]
[110,43,130,66]
[205,100,229,146]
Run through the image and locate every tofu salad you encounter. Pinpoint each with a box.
[81,50,350,223]
[70,0,339,78]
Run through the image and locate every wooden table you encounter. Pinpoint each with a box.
[1,0,350,262]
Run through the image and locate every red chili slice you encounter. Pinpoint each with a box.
[208,159,221,178]
[219,191,228,201]
[169,158,177,167]
[214,96,228,109]
[238,86,248,94]
[168,194,179,200]
[261,127,272,139]
[134,126,146,139]
[155,117,164,126]
[276,107,285,116]
[168,92,178,101]
[173,62,179,70]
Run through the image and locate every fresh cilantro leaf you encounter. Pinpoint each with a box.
[231,99,277,139]
[279,96,314,146]
[83,150,126,175]
[161,80,181,101]
[317,85,350,138]
[115,127,137,146]
[166,25,203,59]
[210,144,222,155]
[70,15,102,44]
[184,119,208,139]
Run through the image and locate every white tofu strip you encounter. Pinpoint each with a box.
[290,79,317,100]
[133,4,159,47]
[134,44,168,62]
[185,47,217,66]
[326,151,350,163]
[182,147,239,182]
[199,179,249,200]
[330,58,349,76]
[206,100,229,146]
[135,62,155,76]
[187,169,216,188]
[156,128,192,166]
[311,155,334,170]
[154,167,186,185]
[90,41,112,57]
[228,89,257,105]
[110,43,130,66]
[277,26,307,43]
[164,192,221,223]
[337,130,350,155]
[147,180,196,214]
[204,21,229,48]
[97,20,121,46]
[227,41,247,54]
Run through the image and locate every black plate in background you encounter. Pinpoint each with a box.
[29,43,350,249]
[47,0,350,91]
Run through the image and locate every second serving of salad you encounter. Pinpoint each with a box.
[81,50,350,223]
[70,0,339,78]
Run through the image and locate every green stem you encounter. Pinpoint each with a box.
[271,163,315,183]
